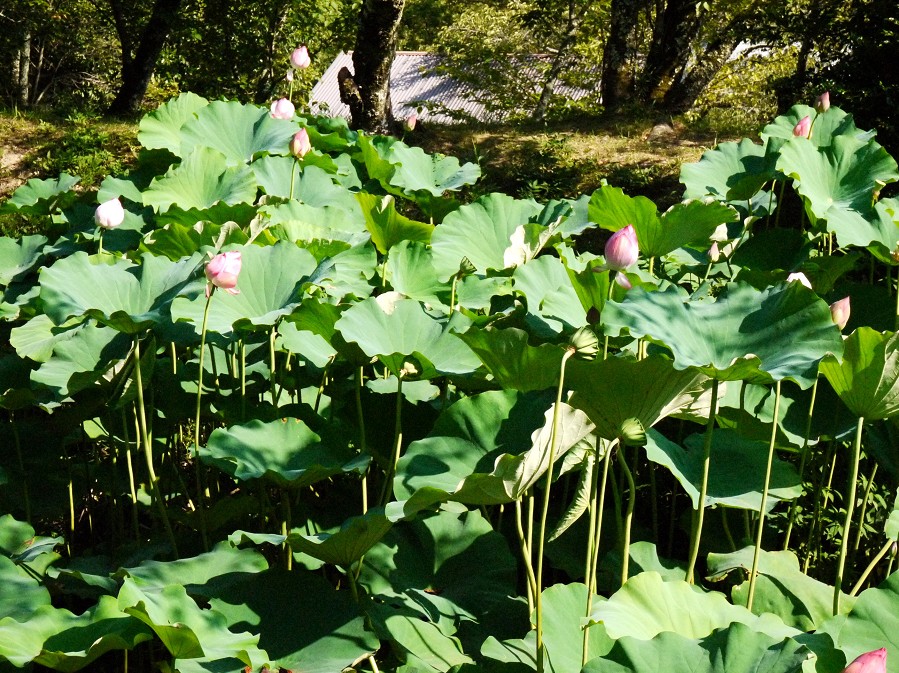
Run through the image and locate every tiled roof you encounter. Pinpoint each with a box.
[310,51,596,124]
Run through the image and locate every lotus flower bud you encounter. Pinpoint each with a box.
[787,272,813,289]
[605,224,639,271]
[290,128,311,158]
[404,112,418,132]
[94,198,125,229]
[569,326,599,360]
[830,296,850,330]
[205,251,242,297]
[270,98,295,120]
[709,241,721,263]
[615,272,632,290]
[285,68,294,82]
[290,45,311,69]
[793,115,812,138]
[841,648,887,673]
[815,91,830,114]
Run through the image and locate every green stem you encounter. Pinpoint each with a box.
[133,336,179,558]
[853,464,878,553]
[784,377,818,549]
[834,416,864,615]
[379,374,404,507]
[355,367,369,514]
[747,380,782,611]
[536,350,574,673]
[850,538,894,597]
[686,378,720,584]
[192,292,213,552]
[9,413,31,523]
[515,498,538,612]
[583,442,611,667]
[289,158,297,200]
[618,444,636,587]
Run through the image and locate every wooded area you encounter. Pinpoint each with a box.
[0,0,897,142]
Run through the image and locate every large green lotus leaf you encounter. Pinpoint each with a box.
[40,252,202,333]
[287,508,392,567]
[0,595,153,671]
[567,355,710,440]
[680,139,777,202]
[716,380,819,449]
[171,243,317,335]
[386,240,447,305]
[513,256,587,334]
[261,199,366,243]
[253,155,306,198]
[777,135,899,248]
[431,193,542,280]
[589,571,799,641]
[142,147,257,212]
[393,390,551,508]
[285,165,363,213]
[31,323,131,398]
[179,100,293,165]
[587,184,658,236]
[202,418,353,487]
[820,327,899,420]
[334,297,480,377]
[0,235,47,286]
[154,202,258,230]
[367,601,472,671]
[121,544,267,593]
[761,105,876,147]
[0,174,79,216]
[582,622,809,673]
[278,321,336,368]
[137,91,210,154]
[602,282,843,386]
[356,192,434,254]
[308,240,379,301]
[454,325,566,392]
[886,489,899,541]
[140,220,250,261]
[384,141,481,197]
[0,555,51,621]
[9,314,71,363]
[641,200,739,258]
[209,568,378,673]
[819,572,899,671]
[393,392,575,509]
[118,579,263,665]
[644,428,801,510]
[359,509,517,630]
[706,548,853,630]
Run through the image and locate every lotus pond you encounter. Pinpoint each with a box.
[1,93,899,673]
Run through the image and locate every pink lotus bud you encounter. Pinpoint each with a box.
[842,648,887,673]
[605,224,639,271]
[94,198,125,229]
[793,115,812,138]
[815,91,830,114]
[290,129,312,158]
[709,241,720,263]
[270,98,295,120]
[205,251,242,297]
[830,296,850,330]
[290,45,311,70]
[787,272,813,289]
[404,112,418,132]
[615,272,632,290]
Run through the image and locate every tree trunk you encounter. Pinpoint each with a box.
[532,0,588,121]
[661,36,737,113]
[107,0,185,115]
[339,0,405,134]
[600,0,644,110]
[15,31,30,107]
[636,0,699,103]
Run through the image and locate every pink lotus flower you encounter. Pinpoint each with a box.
[270,98,295,120]
[404,112,418,132]
[290,45,311,69]
[605,224,639,270]
[94,198,125,229]
[842,648,887,673]
[787,272,813,289]
[793,115,812,138]
[205,251,242,297]
[830,296,851,331]
[290,128,311,158]
[815,91,830,114]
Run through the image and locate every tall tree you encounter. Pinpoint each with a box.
[338,0,406,133]
[600,0,645,110]
[107,0,185,114]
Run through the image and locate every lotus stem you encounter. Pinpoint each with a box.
[269,325,280,405]
[515,498,538,612]
[9,413,31,523]
[784,377,818,549]
[618,444,636,587]
[536,349,574,673]
[289,158,297,200]
[686,378,720,584]
[583,442,611,666]
[853,464,878,553]
[133,336,179,558]
[355,367,369,514]
[379,373,404,507]
[122,408,139,539]
[850,538,894,597]
[834,415,864,615]
[193,291,213,552]
[747,379,782,611]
